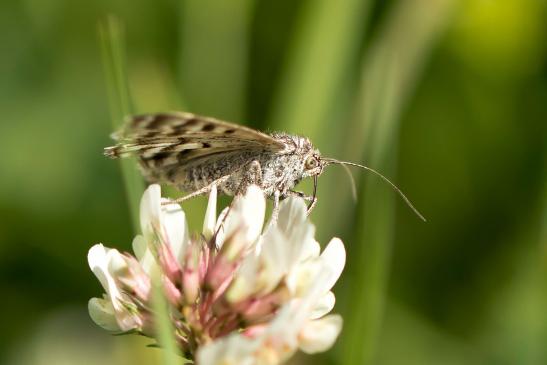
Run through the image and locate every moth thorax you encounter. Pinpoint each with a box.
[270,133,314,154]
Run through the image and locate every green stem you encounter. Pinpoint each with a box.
[99,15,144,233]
[151,273,181,364]
[99,15,179,365]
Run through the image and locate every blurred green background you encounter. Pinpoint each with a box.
[1,0,546,364]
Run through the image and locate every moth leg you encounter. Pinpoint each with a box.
[163,175,230,205]
[288,190,317,215]
[236,160,263,195]
[270,190,281,224]
[306,196,318,216]
[288,190,314,201]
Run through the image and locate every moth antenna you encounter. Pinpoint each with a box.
[339,163,357,202]
[324,158,426,222]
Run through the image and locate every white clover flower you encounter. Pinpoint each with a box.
[88,184,345,364]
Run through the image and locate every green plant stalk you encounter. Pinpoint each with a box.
[541,145,547,268]
[151,272,182,364]
[341,1,456,364]
[539,149,547,363]
[99,16,144,233]
[100,16,179,364]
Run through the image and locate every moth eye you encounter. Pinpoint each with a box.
[305,156,318,170]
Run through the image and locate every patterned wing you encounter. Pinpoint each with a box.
[104,111,285,183]
[105,112,283,156]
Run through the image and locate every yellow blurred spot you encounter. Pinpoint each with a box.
[449,0,546,76]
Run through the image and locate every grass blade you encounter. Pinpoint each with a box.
[99,15,144,233]
[151,272,182,364]
[100,15,180,365]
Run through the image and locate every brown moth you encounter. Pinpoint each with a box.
[105,111,425,220]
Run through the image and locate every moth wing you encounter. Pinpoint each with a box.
[104,111,284,159]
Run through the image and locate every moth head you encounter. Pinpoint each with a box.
[302,152,325,179]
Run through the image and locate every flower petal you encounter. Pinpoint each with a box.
[139,184,161,238]
[288,260,323,297]
[274,196,317,267]
[299,238,321,261]
[318,238,346,294]
[309,291,335,319]
[87,298,142,332]
[106,248,128,274]
[224,185,265,242]
[88,244,124,302]
[276,196,307,235]
[88,298,121,331]
[197,334,257,365]
[88,244,110,290]
[131,235,147,259]
[88,244,142,332]
[239,185,266,243]
[160,199,189,264]
[139,184,190,265]
[203,184,218,240]
[249,227,288,295]
[298,314,343,354]
[219,186,266,260]
[214,206,230,248]
[132,235,155,273]
[226,254,260,302]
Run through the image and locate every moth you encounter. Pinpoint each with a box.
[105,111,425,220]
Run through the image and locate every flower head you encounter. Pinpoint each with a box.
[88,184,345,364]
